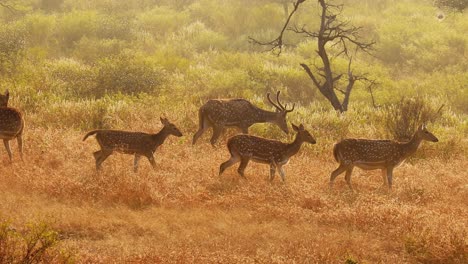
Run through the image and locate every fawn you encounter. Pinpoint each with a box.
[219,124,316,182]
[83,117,182,172]
[0,90,24,162]
[330,124,439,190]
[193,91,295,146]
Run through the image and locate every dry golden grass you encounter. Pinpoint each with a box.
[1,127,467,263]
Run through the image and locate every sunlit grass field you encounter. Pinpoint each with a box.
[1,0,467,262]
[1,104,467,263]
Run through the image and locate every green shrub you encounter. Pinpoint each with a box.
[22,13,56,47]
[72,37,127,63]
[136,6,190,37]
[95,50,167,96]
[0,22,27,78]
[48,58,97,97]
[172,22,228,52]
[0,220,73,263]
[57,10,98,49]
[384,97,443,141]
[95,14,133,40]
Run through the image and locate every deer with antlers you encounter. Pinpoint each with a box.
[219,123,316,182]
[83,117,183,172]
[192,91,295,146]
[330,124,439,190]
[0,90,24,162]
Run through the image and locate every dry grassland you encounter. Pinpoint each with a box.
[1,127,467,263]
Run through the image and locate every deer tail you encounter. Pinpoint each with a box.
[198,106,207,129]
[332,143,340,162]
[83,130,99,141]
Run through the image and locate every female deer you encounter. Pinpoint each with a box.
[219,124,316,182]
[83,117,182,172]
[330,124,438,190]
[0,90,24,162]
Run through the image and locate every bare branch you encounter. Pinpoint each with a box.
[300,63,321,89]
[249,0,307,55]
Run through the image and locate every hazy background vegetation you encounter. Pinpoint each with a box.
[0,0,467,262]
[1,0,467,119]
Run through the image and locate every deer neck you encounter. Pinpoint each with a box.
[259,109,280,123]
[400,133,423,159]
[285,134,304,158]
[152,127,171,147]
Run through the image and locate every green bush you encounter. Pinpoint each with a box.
[384,97,443,141]
[57,10,98,49]
[48,58,97,97]
[0,220,73,263]
[22,13,56,47]
[72,37,127,63]
[172,22,228,52]
[95,50,167,96]
[95,14,133,40]
[136,6,190,37]
[0,22,27,78]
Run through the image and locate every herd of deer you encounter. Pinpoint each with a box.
[0,90,439,190]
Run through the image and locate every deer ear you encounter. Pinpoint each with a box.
[160,117,166,124]
[299,124,304,130]
[292,123,299,132]
[5,90,9,97]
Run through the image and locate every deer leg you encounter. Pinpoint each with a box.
[210,126,223,146]
[192,118,210,145]
[278,165,286,182]
[3,139,12,162]
[269,163,276,182]
[344,167,354,191]
[17,135,23,161]
[329,163,348,189]
[386,167,394,190]
[237,157,250,178]
[147,154,157,170]
[219,154,240,176]
[133,154,141,172]
[93,150,102,161]
[381,168,388,187]
[96,149,112,170]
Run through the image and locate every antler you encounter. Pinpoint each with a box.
[267,91,296,113]
[267,92,283,111]
[286,103,295,113]
[275,91,286,110]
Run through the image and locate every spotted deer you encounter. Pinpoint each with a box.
[192,91,295,146]
[219,124,316,182]
[0,90,24,162]
[330,124,439,190]
[83,117,183,172]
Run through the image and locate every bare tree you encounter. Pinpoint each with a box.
[251,0,376,112]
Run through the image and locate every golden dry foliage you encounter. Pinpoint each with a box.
[1,127,467,263]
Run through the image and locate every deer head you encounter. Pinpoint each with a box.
[0,90,9,107]
[416,124,438,142]
[267,91,295,134]
[160,117,183,137]
[292,123,316,144]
